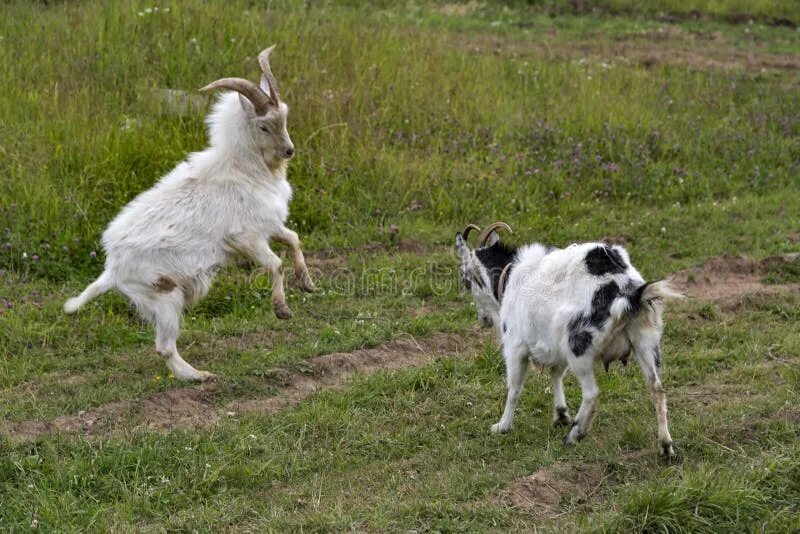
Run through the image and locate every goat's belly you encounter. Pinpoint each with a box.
[599,334,632,370]
[108,247,223,281]
[527,341,562,368]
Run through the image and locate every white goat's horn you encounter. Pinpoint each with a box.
[461,224,481,243]
[258,45,281,104]
[478,222,512,247]
[200,77,271,115]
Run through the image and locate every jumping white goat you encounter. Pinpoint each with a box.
[64,46,315,381]
[456,222,682,456]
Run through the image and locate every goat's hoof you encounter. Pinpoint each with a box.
[273,303,293,320]
[553,407,572,427]
[660,441,675,459]
[195,371,218,382]
[297,272,316,292]
[491,423,510,434]
[563,424,583,445]
[174,370,217,382]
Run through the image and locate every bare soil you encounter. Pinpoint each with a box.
[500,461,608,517]
[461,29,800,74]
[668,254,800,302]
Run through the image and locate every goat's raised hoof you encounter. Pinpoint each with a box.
[273,301,294,320]
[491,422,510,434]
[297,271,316,293]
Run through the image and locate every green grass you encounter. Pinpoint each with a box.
[1,0,799,531]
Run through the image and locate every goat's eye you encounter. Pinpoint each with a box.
[259,125,271,133]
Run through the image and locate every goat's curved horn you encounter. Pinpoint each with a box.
[478,222,513,247]
[258,45,281,104]
[200,77,271,115]
[461,224,481,243]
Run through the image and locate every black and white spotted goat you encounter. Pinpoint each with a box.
[456,222,682,456]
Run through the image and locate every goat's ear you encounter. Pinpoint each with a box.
[455,233,471,261]
[484,230,500,247]
[238,93,257,117]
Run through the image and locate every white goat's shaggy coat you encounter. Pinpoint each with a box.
[65,49,313,381]
[457,227,681,456]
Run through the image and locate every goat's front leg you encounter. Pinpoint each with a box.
[491,342,529,434]
[225,232,293,319]
[271,226,315,292]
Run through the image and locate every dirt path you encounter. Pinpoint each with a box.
[668,253,800,302]
[459,25,800,74]
[0,331,481,442]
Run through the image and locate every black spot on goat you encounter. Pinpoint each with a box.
[475,242,517,301]
[589,281,619,328]
[585,245,627,276]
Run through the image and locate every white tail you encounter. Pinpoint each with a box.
[64,270,114,313]
[642,280,685,302]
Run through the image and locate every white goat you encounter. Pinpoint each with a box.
[64,46,315,381]
[456,223,682,456]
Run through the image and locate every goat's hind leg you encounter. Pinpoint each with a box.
[564,356,599,445]
[491,342,529,434]
[631,332,674,457]
[135,289,216,381]
[550,364,571,427]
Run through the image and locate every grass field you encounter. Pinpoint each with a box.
[1,0,799,531]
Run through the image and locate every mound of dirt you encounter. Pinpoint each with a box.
[669,254,800,302]
[500,461,607,517]
[227,332,471,417]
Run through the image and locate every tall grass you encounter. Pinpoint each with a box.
[1,0,798,280]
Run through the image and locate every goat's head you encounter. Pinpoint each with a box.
[200,46,294,168]
[455,222,514,329]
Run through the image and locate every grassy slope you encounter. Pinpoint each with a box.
[1,0,799,531]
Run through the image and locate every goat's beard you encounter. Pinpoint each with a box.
[261,149,287,173]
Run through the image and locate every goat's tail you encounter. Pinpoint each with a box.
[612,280,683,323]
[637,280,684,304]
[64,270,114,314]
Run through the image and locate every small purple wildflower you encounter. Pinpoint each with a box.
[90,251,97,258]
[602,162,619,172]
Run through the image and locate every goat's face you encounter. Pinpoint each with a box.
[251,101,295,165]
[200,45,295,167]
[456,232,500,329]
